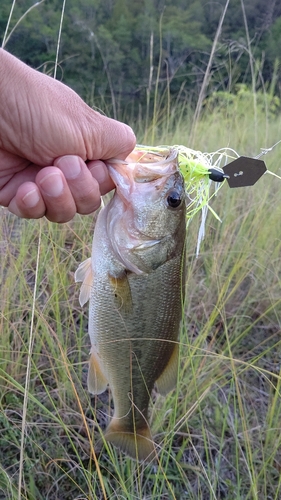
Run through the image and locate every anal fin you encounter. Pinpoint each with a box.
[88,350,108,395]
[155,343,179,396]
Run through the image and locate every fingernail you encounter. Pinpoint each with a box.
[22,189,40,208]
[56,155,82,179]
[39,172,64,197]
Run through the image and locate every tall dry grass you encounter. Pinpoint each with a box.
[1,103,281,498]
[1,0,281,498]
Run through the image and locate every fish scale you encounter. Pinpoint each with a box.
[75,148,186,461]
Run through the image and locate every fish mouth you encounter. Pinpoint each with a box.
[107,160,134,202]
[107,149,179,202]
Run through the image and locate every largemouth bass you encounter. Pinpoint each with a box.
[75,148,186,461]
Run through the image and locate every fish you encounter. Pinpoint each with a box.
[75,148,186,461]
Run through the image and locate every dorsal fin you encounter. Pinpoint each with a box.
[74,258,93,306]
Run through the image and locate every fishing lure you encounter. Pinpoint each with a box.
[134,142,281,254]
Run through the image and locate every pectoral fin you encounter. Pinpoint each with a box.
[109,272,132,313]
[74,258,93,306]
[155,343,179,395]
[88,350,108,395]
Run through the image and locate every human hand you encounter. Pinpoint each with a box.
[0,49,136,222]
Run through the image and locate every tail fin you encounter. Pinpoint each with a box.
[104,418,157,462]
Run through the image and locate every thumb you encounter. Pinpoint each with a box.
[86,113,136,161]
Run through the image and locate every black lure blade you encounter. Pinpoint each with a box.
[222,156,267,188]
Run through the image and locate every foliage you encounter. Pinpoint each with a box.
[1,2,281,498]
[1,0,281,119]
[204,84,281,119]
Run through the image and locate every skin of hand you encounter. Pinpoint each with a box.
[0,49,136,222]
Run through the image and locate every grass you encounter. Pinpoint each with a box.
[1,103,281,499]
[1,0,281,496]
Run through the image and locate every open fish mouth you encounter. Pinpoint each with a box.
[107,148,179,201]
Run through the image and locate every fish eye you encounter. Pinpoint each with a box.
[166,189,182,208]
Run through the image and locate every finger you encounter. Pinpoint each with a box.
[0,158,41,206]
[8,182,46,219]
[54,156,102,214]
[36,167,76,223]
[87,160,115,195]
